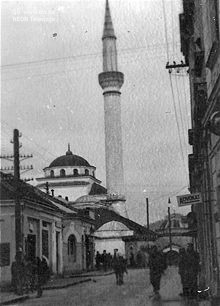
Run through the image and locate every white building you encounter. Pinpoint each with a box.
[36,145,104,202]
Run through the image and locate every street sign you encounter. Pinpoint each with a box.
[177,193,202,207]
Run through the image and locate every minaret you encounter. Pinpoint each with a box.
[99,0,127,216]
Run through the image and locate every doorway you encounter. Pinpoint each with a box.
[26,234,36,260]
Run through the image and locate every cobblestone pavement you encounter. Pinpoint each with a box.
[3,267,212,306]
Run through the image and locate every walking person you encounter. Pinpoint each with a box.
[112,253,128,285]
[95,251,101,270]
[11,256,18,294]
[178,248,187,296]
[148,246,165,298]
[185,243,200,298]
[36,257,44,298]
[102,250,107,272]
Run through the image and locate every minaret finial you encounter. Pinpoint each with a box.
[66,143,72,155]
[103,0,116,39]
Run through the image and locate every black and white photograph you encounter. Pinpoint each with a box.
[1,0,220,305]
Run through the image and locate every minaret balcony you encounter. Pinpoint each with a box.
[99,71,124,90]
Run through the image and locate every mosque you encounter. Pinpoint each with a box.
[36,0,155,258]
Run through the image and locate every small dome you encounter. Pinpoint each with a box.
[49,145,91,168]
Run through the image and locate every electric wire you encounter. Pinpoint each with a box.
[162,0,188,185]
[169,74,188,181]
[174,73,188,154]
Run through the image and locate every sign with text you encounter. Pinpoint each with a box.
[177,193,202,207]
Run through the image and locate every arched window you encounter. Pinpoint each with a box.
[67,235,76,261]
[50,170,54,177]
[85,169,89,176]
[60,169,66,177]
[73,169,78,176]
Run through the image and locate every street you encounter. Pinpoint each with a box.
[21,267,204,306]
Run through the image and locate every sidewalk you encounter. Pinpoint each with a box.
[0,269,113,305]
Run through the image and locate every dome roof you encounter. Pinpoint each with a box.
[49,145,91,168]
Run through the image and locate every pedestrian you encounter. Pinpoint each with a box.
[102,250,107,272]
[107,253,112,270]
[36,257,44,298]
[29,257,37,292]
[11,256,18,294]
[95,251,101,270]
[148,245,164,297]
[178,248,187,296]
[184,243,200,298]
[112,253,128,285]
[129,251,135,268]
[41,256,50,283]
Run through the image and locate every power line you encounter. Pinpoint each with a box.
[1,42,180,70]
[174,74,188,153]
[169,74,188,182]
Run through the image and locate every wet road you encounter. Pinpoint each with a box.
[21,268,207,306]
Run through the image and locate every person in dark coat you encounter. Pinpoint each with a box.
[178,248,187,296]
[36,257,44,298]
[95,251,101,270]
[129,252,135,268]
[102,250,107,272]
[112,253,127,285]
[148,246,165,296]
[11,256,18,294]
[185,243,200,298]
[41,257,50,284]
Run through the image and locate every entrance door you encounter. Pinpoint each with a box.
[26,234,36,260]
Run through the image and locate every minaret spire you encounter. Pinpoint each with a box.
[99,0,127,217]
[102,0,118,72]
[103,0,116,39]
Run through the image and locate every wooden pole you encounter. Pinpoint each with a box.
[14,129,22,256]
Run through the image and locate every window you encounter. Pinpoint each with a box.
[85,169,89,176]
[50,170,54,177]
[60,169,65,177]
[0,243,10,267]
[67,235,76,261]
[42,230,49,259]
[73,169,78,176]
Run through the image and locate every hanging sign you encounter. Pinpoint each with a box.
[177,193,202,207]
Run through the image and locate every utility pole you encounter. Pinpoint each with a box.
[168,198,172,251]
[146,198,149,231]
[14,129,22,256]
[1,129,33,260]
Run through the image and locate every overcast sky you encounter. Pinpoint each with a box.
[1,0,191,224]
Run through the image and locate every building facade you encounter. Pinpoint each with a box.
[0,172,95,284]
[179,0,220,298]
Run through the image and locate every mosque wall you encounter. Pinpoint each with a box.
[95,238,125,256]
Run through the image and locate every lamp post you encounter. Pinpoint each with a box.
[143,190,149,231]
[168,197,172,251]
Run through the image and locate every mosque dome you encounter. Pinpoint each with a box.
[49,145,91,168]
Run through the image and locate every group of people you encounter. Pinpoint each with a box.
[96,249,128,285]
[95,250,113,271]
[178,243,200,298]
[11,252,50,298]
[148,243,200,300]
